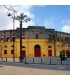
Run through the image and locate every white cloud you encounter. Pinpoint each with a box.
[62,25,70,33]
[62,20,70,25]
[14,5,35,29]
[61,20,70,33]
[0,5,35,30]
[15,19,36,29]
[43,18,55,29]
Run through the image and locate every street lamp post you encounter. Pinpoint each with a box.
[0,45,2,58]
[4,5,17,61]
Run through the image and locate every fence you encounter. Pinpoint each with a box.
[0,57,70,65]
[0,57,19,62]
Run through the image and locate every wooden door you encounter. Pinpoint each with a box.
[34,48,41,57]
[48,50,52,56]
[22,50,26,58]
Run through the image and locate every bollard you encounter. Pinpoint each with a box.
[13,58,15,62]
[25,58,26,64]
[6,57,7,62]
[41,57,42,64]
[33,58,34,64]
[61,58,62,64]
[1,57,3,61]
[50,58,51,64]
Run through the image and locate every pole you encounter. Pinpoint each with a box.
[41,57,42,64]
[54,39,56,56]
[61,58,62,64]
[4,5,16,62]
[50,58,51,64]
[20,21,23,62]
[6,57,7,62]
[13,11,15,62]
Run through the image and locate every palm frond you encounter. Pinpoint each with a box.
[15,13,31,22]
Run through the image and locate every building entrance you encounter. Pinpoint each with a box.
[34,45,41,57]
[48,50,52,56]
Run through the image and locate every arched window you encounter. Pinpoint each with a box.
[35,34,39,39]
[1,35,3,40]
[65,37,67,41]
[22,34,25,39]
[11,45,14,47]
[48,46,52,48]
[57,36,60,41]
[12,36,15,41]
[4,46,7,48]
[34,45,40,48]
[6,35,9,41]
[22,46,26,48]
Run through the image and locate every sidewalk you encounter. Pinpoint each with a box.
[0,64,70,75]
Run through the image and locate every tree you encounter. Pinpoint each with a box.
[48,31,56,56]
[65,37,70,57]
[15,13,30,22]
[59,50,67,60]
[15,13,30,62]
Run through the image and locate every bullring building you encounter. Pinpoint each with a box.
[0,26,70,58]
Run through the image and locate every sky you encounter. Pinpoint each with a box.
[0,5,70,33]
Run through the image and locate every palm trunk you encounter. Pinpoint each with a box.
[68,42,69,51]
[54,38,56,56]
[20,21,23,62]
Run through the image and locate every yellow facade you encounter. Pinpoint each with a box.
[0,39,69,58]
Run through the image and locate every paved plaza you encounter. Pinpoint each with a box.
[0,62,70,75]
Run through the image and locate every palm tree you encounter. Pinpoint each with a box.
[57,32,66,57]
[15,13,31,22]
[48,31,56,56]
[15,13,31,62]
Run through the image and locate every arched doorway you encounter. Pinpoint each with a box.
[34,45,41,57]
